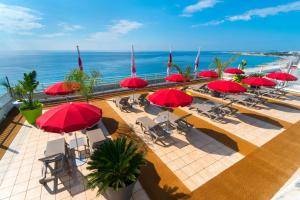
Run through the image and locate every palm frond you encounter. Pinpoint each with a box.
[87,137,146,195]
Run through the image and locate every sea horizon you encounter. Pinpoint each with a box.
[0,51,281,95]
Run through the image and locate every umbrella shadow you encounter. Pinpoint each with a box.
[139,160,190,200]
[102,117,119,135]
[267,103,300,113]
[237,113,282,130]
[241,113,283,128]
[144,104,163,115]
[192,128,239,154]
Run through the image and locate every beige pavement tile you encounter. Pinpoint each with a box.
[0,186,13,199]
[25,186,41,200]
[10,191,26,200]
[11,181,28,196]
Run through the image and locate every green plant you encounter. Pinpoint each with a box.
[87,137,146,195]
[209,54,240,78]
[65,68,101,102]
[238,59,247,70]
[233,74,247,83]
[18,70,40,110]
[171,64,192,81]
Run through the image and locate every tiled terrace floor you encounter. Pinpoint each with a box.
[0,120,149,200]
[180,98,285,146]
[189,90,300,124]
[107,100,244,191]
[1,87,300,199]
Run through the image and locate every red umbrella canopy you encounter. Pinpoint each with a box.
[36,102,102,133]
[208,80,247,93]
[198,70,218,78]
[165,74,188,82]
[241,77,276,87]
[266,72,298,81]
[120,77,148,89]
[224,68,244,74]
[44,82,80,96]
[148,88,193,108]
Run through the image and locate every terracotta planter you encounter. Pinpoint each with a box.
[19,103,43,124]
[103,182,135,200]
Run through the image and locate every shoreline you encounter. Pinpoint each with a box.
[244,55,299,74]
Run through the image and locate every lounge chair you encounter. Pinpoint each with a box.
[189,103,226,121]
[189,84,209,94]
[130,93,149,106]
[253,87,287,99]
[85,123,108,153]
[224,94,262,108]
[157,111,193,133]
[39,138,71,184]
[136,116,170,144]
[113,96,132,112]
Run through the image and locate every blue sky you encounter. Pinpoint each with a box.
[0,0,300,51]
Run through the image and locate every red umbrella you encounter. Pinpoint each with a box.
[266,72,298,81]
[44,82,80,96]
[120,77,148,89]
[208,80,247,93]
[165,74,188,82]
[241,77,276,87]
[36,102,102,133]
[148,89,193,108]
[198,70,218,78]
[224,68,244,74]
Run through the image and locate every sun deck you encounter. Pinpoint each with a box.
[1,83,300,200]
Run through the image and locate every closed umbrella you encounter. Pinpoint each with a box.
[208,80,247,93]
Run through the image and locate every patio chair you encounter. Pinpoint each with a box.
[217,102,239,116]
[189,84,209,94]
[157,111,193,133]
[224,94,260,108]
[39,138,71,184]
[130,93,149,106]
[189,103,226,121]
[136,116,170,144]
[113,96,132,112]
[85,123,108,153]
[255,87,287,99]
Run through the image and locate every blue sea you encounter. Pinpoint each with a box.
[0,51,279,95]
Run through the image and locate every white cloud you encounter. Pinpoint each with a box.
[201,1,300,26]
[58,23,83,31]
[89,20,143,41]
[40,32,65,38]
[0,3,43,32]
[183,0,220,16]
[228,1,300,21]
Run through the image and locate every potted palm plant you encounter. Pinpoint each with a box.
[18,70,43,124]
[171,64,192,82]
[65,68,101,102]
[87,137,146,200]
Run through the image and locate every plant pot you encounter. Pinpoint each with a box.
[19,104,43,124]
[104,182,135,200]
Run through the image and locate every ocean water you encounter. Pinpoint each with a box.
[0,51,278,95]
